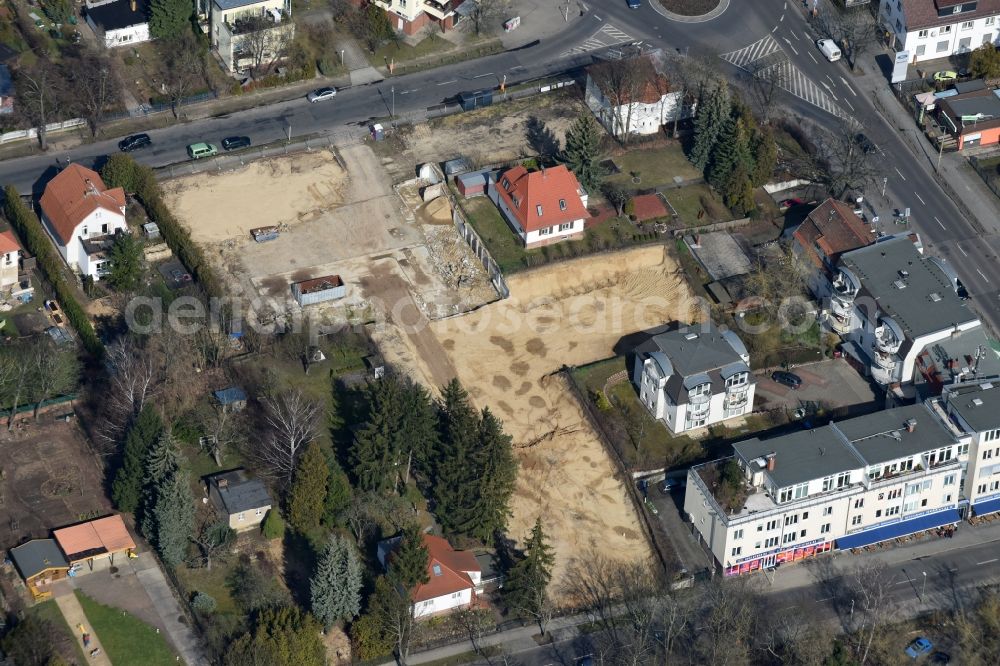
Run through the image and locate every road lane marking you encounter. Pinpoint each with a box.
[791,30,800,41]
[977,269,991,283]
[894,167,906,180]
[839,76,858,96]
[958,245,968,257]
[844,98,855,111]
[809,51,818,64]
[772,25,778,33]
[782,37,799,56]
[437,80,457,86]
[594,15,602,20]
[474,72,494,78]
[914,192,926,204]
[949,568,959,573]
[827,74,835,84]
[935,216,946,229]
[978,558,998,565]
[820,81,838,100]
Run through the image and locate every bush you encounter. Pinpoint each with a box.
[2,186,103,356]
[261,509,285,540]
[592,390,612,411]
[191,592,217,613]
[317,57,338,76]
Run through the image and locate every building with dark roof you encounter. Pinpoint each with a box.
[940,380,1000,516]
[84,0,150,49]
[631,320,754,434]
[686,402,968,577]
[937,87,1000,150]
[830,235,982,388]
[878,0,1000,64]
[205,469,272,531]
[9,539,69,599]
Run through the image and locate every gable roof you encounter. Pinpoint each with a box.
[213,386,247,405]
[412,534,480,602]
[588,55,672,105]
[207,469,272,514]
[0,229,20,255]
[794,199,874,269]
[10,539,68,580]
[900,0,1000,31]
[85,0,149,32]
[39,164,126,246]
[52,515,136,562]
[494,165,589,233]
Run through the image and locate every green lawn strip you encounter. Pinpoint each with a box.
[29,599,88,664]
[663,183,730,226]
[174,565,239,615]
[460,196,533,273]
[604,145,702,190]
[75,591,177,666]
[373,34,451,66]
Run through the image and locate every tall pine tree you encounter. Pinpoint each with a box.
[350,376,405,492]
[398,379,439,485]
[148,0,192,40]
[433,380,481,536]
[388,524,429,591]
[152,467,195,567]
[111,405,163,513]
[562,112,602,192]
[749,128,777,188]
[503,518,555,634]
[467,408,517,540]
[322,453,352,527]
[310,534,362,629]
[707,112,740,191]
[288,441,329,533]
[689,82,730,171]
[141,429,184,541]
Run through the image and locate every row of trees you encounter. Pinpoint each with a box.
[0,337,79,426]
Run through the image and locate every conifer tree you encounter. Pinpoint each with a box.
[141,429,183,541]
[707,113,739,191]
[563,112,602,191]
[288,441,329,533]
[466,407,517,540]
[111,405,163,513]
[749,128,777,188]
[689,82,730,170]
[148,0,192,40]
[503,518,555,634]
[310,534,362,629]
[433,380,480,535]
[322,454,352,527]
[389,524,430,591]
[152,467,195,567]
[398,380,439,484]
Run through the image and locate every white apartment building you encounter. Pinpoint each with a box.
[585,54,685,138]
[685,404,969,576]
[939,380,1000,515]
[632,322,755,435]
[879,0,1000,64]
[828,235,982,386]
[211,0,294,74]
[369,0,464,36]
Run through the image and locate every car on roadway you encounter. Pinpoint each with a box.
[771,371,803,390]
[905,637,933,659]
[186,142,218,159]
[627,0,641,7]
[855,133,877,154]
[933,70,958,82]
[307,87,337,103]
[222,135,251,151]
[816,38,841,62]
[118,133,152,152]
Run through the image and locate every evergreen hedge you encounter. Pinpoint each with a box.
[2,186,103,357]
[101,154,223,297]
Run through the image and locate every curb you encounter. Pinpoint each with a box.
[649,0,730,23]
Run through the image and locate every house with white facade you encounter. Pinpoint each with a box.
[686,404,969,576]
[377,532,481,618]
[368,0,465,36]
[211,0,294,74]
[85,0,151,49]
[585,54,684,138]
[939,380,1000,516]
[0,230,21,291]
[829,235,981,387]
[38,164,128,281]
[631,321,755,435]
[487,165,590,249]
[878,0,1000,64]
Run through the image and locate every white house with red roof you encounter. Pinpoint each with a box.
[585,55,684,138]
[487,165,589,249]
[377,532,482,618]
[879,0,1000,63]
[0,229,21,290]
[39,164,128,280]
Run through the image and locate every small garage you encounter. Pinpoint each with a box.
[53,514,137,573]
[291,274,346,306]
[455,171,491,198]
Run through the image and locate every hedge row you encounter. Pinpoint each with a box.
[101,154,223,297]
[2,185,104,357]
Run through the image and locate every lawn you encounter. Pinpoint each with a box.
[29,599,88,664]
[604,144,702,191]
[663,183,732,226]
[174,565,239,615]
[372,34,451,67]
[75,591,177,666]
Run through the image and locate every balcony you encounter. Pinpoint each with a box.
[725,391,749,410]
[423,0,456,19]
[874,325,901,355]
[225,9,291,36]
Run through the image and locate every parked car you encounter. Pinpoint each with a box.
[222,136,251,151]
[660,477,686,493]
[933,70,958,82]
[307,87,337,103]
[186,142,218,159]
[816,39,841,62]
[627,0,641,7]
[118,133,151,152]
[779,198,804,211]
[170,268,192,283]
[771,371,803,389]
[905,637,933,659]
[855,133,877,154]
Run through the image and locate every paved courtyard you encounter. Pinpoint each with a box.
[754,358,879,412]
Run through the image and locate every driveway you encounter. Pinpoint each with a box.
[648,485,712,573]
[754,358,878,413]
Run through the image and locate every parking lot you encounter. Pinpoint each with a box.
[754,358,879,412]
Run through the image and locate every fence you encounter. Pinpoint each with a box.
[452,205,509,299]
[0,118,87,145]
[671,216,752,237]
[970,152,1000,200]
[99,91,219,123]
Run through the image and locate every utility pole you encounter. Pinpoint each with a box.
[286,124,291,141]
[921,571,927,599]
[937,137,945,171]
[391,86,395,119]
[881,176,888,198]
[340,49,345,66]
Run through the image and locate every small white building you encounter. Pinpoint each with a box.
[686,403,969,576]
[38,164,129,281]
[879,0,1000,63]
[829,235,982,386]
[85,0,151,49]
[0,229,21,290]
[632,321,755,435]
[585,54,684,138]
[487,165,589,249]
[377,532,482,618]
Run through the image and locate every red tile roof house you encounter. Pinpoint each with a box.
[487,165,590,249]
[38,164,128,280]
[377,533,482,618]
[0,229,21,290]
[584,54,685,138]
[791,198,875,301]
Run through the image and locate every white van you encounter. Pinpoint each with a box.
[816,39,841,62]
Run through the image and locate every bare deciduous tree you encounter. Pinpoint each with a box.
[468,0,510,35]
[99,339,159,445]
[66,47,122,136]
[813,6,879,71]
[850,559,897,665]
[188,509,235,571]
[159,34,206,120]
[257,389,319,485]
[237,16,292,76]
[588,56,644,144]
[743,55,789,125]
[659,51,717,138]
[15,62,64,151]
[30,341,79,420]
[784,119,878,199]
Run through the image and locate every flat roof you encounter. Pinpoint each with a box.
[734,427,859,489]
[10,539,68,580]
[837,404,956,466]
[840,236,977,340]
[295,274,343,294]
[947,381,1000,433]
[85,0,149,32]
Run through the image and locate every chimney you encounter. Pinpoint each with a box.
[905,418,917,433]
[130,0,136,11]
[217,477,229,490]
[766,452,776,472]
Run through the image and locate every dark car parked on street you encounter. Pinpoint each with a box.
[771,371,803,389]
[118,133,151,152]
[222,135,251,151]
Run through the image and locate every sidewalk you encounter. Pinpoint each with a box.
[51,582,113,666]
[129,555,207,665]
[766,514,1000,593]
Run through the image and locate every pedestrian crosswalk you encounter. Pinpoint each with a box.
[720,35,848,120]
[560,23,633,58]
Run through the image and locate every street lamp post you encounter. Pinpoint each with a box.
[391,86,395,119]
[881,176,888,198]
[921,571,927,599]
[849,598,855,617]
[340,49,345,66]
